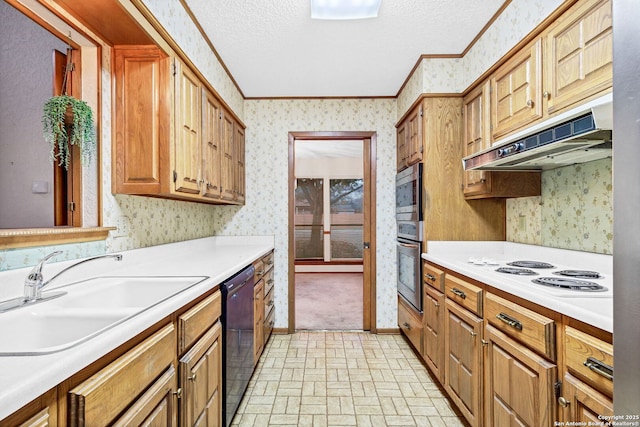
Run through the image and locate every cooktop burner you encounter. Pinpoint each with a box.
[532,277,608,292]
[495,267,538,276]
[507,260,555,269]
[553,270,603,279]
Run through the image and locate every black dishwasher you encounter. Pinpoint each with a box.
[220,264,255,427]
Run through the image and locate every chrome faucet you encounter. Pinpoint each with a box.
[23,251,123,302]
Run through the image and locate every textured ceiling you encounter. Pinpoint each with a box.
[183,0,506,98]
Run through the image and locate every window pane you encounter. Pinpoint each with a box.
[330,179,363,260]
[295,178,324,259]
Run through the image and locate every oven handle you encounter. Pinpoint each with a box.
[398,242,420,249]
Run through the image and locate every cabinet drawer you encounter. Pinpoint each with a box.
[262,251,274,271]
[444,275,482,316]
[565,326,613,396]
[264,286,274,313]
[485,292,555,360]
[178,291,221,354]
[423,262,444,291]
[264,306,275,345]
[68,324,176,426]
[398,296,423,354]
[262,267,274,295]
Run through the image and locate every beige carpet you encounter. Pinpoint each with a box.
[295,272,363,330]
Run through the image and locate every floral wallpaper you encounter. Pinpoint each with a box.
[211,98,399,329]
[507,159,613,254]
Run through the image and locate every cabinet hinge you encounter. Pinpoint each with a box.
[172,61,177,77]
[67,201,76,212]
[554,380,562,399]
[173,170,178,183]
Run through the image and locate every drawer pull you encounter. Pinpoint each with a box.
[496,312,523,331]
[433,300,440,308]
[584,357,613,381]
[470,331,477,338]
[256,270,265,277]
[403,322,411,330]
[173,388,182,398]
[188,373,197,382]
[558,396,570,408]
[451,288,466,299]
[425,273,436,282]
[481,339,489,346]
[267,300,274,307]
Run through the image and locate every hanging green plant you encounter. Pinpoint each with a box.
[42,94,96,170]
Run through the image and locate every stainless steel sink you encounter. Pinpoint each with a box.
[0,276,208,355]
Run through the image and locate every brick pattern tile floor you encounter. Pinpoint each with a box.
[231,331,466,427]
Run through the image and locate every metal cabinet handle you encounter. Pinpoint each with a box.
[425,273,436,282]
[173,388,182,398]
[256,269,265,277]
[496,312,523,331]
[403,322,411,330]
[526,99,534,108]
[558,396,570,408]
[470,331,477,338]
[450,288,466,299]
[543,91,550,99]
[267,300,274,307]
[481,339,489,346]
[188,373,197,381]
[584,357,614,381]
[433,301,440,308]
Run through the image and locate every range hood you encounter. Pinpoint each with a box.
[463,94,612,171]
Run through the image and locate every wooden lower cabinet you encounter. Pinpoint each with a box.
[0,389,57,427]
[423,285,445,383]
[484,324,557,427]
[253,281,264,365]
[559,373,613,423]
[444,299,483,427]
[179,321,222,427]
[113,366,178,427]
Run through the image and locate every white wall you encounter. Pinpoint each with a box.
[0,2,67,228]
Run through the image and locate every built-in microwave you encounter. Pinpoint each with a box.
[395,163,423,218]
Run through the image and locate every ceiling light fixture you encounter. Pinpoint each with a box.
[310,0,382,20]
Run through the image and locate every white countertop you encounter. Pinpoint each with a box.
[422,241,613,333]
[0,235,274,421]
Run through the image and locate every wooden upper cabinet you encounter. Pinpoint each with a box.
[463,82,493,198]
[220,112,236,202]
[491,38,543,140]
[544,0,612,114]
[112,46,246,205]
[235,125,246,204]
[174,60,202,196]
[113,46,171,195]
[396,121,408,171]
[396,102,423,171]
[202,89,223,201]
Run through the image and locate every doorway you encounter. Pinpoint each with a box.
[288,132,377,333]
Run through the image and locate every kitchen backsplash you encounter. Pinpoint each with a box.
[506,158,613,254]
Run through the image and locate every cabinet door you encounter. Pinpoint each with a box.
[112,366,178,427]
[0,389,57,427]
[234,124,246,204]
[174,60,202,196]
[463,83,492,197]
[407,103,423,166]
[113,46,170,195]
[423,285,444,383]
[179,321,222,427]
[559,373,613,424]
[444,299,483,427]
[220,112,235,201]
[544,0,612,114]
[484,325,557,427]
[396,121,408,171]
[491,39,543,139]
[254,281,264,364]
[201,89,222,200]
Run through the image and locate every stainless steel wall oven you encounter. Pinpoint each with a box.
[395,163,423,312]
